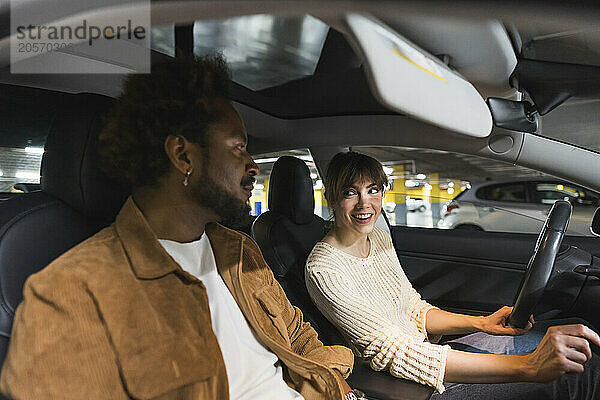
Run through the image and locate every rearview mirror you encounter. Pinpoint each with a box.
[344,14,493,138]
[487,97,538,133]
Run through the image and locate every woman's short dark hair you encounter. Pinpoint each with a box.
[98,54,231,188]
[324,151,389,211]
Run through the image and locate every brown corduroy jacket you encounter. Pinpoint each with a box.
[0,197,354,399]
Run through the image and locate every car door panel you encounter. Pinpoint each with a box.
[398,253,524,313]
[392,226,529,313]
[390,226,600,314]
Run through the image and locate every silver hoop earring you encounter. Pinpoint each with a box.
[183,169,191,187]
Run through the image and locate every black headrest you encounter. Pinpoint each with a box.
[41,93,129,222]
[268,156,315,225]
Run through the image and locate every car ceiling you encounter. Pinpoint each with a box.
[0,1,600,187]
[1,1,599,100]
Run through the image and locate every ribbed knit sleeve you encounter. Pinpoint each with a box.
[376,230,441,343]
[305,229,449,393]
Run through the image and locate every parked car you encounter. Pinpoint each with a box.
[406,196,427,212]
[438,178,600,235]
[383,197,426,214]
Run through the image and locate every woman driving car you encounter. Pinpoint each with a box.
[305,151,600,399]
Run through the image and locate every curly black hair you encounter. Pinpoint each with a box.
[98,54,231,188]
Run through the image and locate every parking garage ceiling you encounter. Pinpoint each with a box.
[355,146,547,184]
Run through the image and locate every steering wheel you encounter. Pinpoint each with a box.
[508,200,572,328]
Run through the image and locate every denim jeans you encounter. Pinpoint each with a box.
[429,319,600,400]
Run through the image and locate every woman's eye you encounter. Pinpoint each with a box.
[343,189,357,197]
[369,188,380,194]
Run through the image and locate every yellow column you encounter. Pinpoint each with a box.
[449,179,461,199]
[250,177,269,215]
[430,173,440,201]
[314,184,327,218]
[430,172,441,224]
[263,177,269,211]
[386,164,405,226]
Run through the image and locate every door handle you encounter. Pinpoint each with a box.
[574,265,600,279]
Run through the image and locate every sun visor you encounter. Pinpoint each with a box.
[344,14,492,138]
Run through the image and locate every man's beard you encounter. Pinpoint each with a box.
[189,173,253,229]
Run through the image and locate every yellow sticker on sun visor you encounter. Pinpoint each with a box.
[391,42,446,82]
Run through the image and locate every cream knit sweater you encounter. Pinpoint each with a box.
[305,227,449,393]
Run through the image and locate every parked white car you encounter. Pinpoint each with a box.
[437,178,600,236]
[406,197,427,212]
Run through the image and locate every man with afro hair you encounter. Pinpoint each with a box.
[0,55,356,400]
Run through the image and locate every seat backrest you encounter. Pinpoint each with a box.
[252,156,345,345]
[0,93,130,368]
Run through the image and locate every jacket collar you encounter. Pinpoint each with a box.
[115,197,245,281]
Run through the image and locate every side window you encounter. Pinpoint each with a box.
[0,147,44,193]
[151,25,175,57]
[532,182,600,206]
[476,183,527,203]
[353,146,595,237]
[249,149,323,217]
[0,85,56,196]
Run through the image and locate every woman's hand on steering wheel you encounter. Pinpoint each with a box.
[524,324,600,382]
[480,306,534,336]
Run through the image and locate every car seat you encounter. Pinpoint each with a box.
[251,156,433,400]
[0,93,129,370]
[251,156,346,346]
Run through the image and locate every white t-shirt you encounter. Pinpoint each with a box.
[159,234,303,400]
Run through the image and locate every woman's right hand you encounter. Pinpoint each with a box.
[524,324,600,382]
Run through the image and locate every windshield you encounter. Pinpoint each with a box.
[538,98,600,153]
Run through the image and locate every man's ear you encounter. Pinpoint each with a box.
[164,135,195,175]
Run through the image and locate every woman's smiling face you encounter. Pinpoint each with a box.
[333,178,383,237]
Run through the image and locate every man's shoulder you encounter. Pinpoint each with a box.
[210,223,274,282]
[29,225,127,287]
[210,222,263,256]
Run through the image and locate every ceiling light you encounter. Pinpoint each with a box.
[253,157,279,164]
[254,183,264,190]
[416,173,426,180]
[253,155,313,164]
[448,182,454,187]
[310,172,318,179]
[383,166,394,175]
[15,171,40,180]
[405,180,417,187]
[25,147,44,154]
[447,187,455,194]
